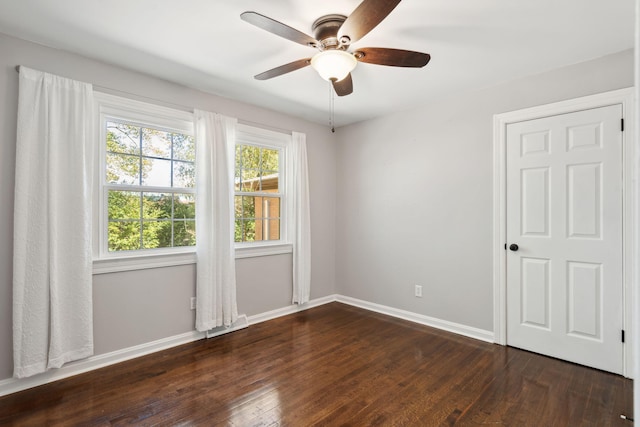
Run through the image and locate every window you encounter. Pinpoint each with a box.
[93,95,292,270]
[234,124,292,256]
[95,93,195,261]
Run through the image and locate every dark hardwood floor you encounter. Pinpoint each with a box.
[0,302,633,426]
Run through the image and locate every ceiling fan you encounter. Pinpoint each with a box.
[240,0,431,97]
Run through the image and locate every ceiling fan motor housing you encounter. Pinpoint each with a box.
[312,14,347,50]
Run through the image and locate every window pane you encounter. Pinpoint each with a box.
[234,219,242,243]
[260,171,279,192]
[173,134,195,161]
[254,198,280,241]
[142,220,171,249]
[242,196,255,217]
[142,127,171,159]
[240,168,260,191]
[141,157,171,187]
[108,220,141,251]
[255,216,264,240]
[262,197,280,219]
[142,192,171,219]
[106,153,140,185]
[241,219,256,242]
[108,191,141,220]
[106,122,139,154]
[265,219,280,241]
[156,220,174,248]
[242,145,260,169]
[261,148,279,172]
[234,196,242,222]
[173,161,195,188]
[174,193,195,219]
[174,220,196,247]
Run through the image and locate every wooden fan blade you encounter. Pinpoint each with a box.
[332,73,353,97]
[241,11,319,47]
[338,0,401,44]
[355,48,430,67]
[254,58,312,80]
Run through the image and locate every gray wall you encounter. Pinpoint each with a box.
[0,30,634,385]
[335,49,634,332]
[0,33,337,381]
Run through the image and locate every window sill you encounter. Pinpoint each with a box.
[235,243,293,259]
[92,243,293,274]
[93,252,197,275]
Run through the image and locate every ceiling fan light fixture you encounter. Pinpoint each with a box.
[310,50,357,82]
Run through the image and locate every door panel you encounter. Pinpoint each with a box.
[567,163,601,238]
[521,167,549,236]
[506,104,623,374]
[520,257,550,328]
[567,261,601,339]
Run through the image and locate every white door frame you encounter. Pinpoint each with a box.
[492,88,636,378]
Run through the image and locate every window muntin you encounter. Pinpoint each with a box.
[104,119,195,253]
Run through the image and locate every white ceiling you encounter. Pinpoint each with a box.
[0,0,635,127]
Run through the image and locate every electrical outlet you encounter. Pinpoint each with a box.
[190,297,196,310]
[414,285,422,298]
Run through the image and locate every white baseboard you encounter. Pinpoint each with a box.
[336,295,495,343]
[247,294,337,325]
[0,330,205,397]
[0,293,493,397]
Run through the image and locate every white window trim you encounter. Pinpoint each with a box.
[235,243,293,259]
[93,252,198,275]
[93,92,196,273]
[234,123,293,258]
[92,98,294,273]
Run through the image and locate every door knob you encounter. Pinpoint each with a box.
[509,244,519,251]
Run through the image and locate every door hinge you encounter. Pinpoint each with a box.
[621,118,624,132]
[621,330,625,343]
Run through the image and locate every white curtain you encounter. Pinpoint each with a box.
[194,110,238,331]
[13,67,95,378]
[291,131,311,304]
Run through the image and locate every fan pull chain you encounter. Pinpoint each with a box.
[329,82,335,133]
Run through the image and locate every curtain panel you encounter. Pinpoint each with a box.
[194,110,239,330]
[291,131,311,304]
[13,67,95,378]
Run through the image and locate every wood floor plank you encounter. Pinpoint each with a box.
[0,302,632,426]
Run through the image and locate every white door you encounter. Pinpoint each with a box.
[506,104,623,374]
